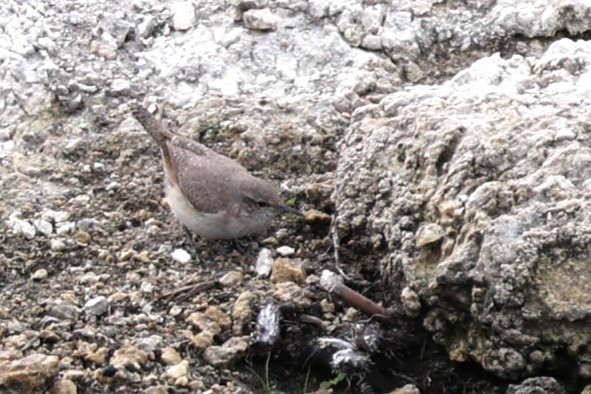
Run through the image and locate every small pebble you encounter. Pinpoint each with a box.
[61,292,79,305]
[170,305,183,316]
[110,78,131,94]
[119,249,135,261]
[9,214,36,239]
[145,386,168,394]
[79,273,98,285]
[34,219,53,236]
[305,274,320,284]
[50,239,67,252]
[141,281,155,293]
[171,249,191,264]
[0,141,14,158]
[555,129,576,141]
[41,210,70,223]
[106,181,120,191]
[271,258,305,283]
[108,292,127,303]
[56,222,75,235]
[48,301,81,320]
[138,335,163,352]
[74,231,91,245]
[77,218,100,232]
[73,194,90,203]
[171,2,196,31]
[320,299,335,313]
[165,359,189,379]
[138,16,158,38]
[31,269,48,281]
[219,271,244,287]
[243,8,278,31]
[53,379,77,394]
[276,246,295,257]
[84,296,109,316]
[303,209,331,224]
[255,248,273,277]
[161,347,182,366]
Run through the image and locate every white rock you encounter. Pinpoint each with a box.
[165,359,189,379]
[34,219,53,236]
[171,248,191,264]
[276,246,295,257]
[106,181,120,191]
[309,0,329,20]
[56,222,75,235]
[84,296,109,316]
[158,245,172,254]
[73,195,91,203]
[243,8,278,31]
[79,273,99,285]
[0,141,15,159]
[141,281,155,293]
[50,239,67,252]
[138,16,158,38]
[255,248,273,277]
[138,335,163,352]
[171,2,196,31]
[41,210,70,223]
[111,78,131,94]
[9,213,36,239]
[37,36,57,50]
[31,269,48,280]
[555,129,576,142]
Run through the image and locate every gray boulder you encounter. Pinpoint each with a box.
[334,38,591,379]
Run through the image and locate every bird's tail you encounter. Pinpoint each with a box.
[130,103,172,148]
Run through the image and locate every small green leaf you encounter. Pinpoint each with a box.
[319,373,346,389]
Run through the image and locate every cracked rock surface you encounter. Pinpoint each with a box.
[335,38,591,386]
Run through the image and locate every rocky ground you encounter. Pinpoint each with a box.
[0,85,479,393]
[3,0,591,393]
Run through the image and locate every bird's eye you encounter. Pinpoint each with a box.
[257,201,269,208]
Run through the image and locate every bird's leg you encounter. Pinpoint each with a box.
[182,225,203,263]
[229,237,252,254]
[182,225,196,250]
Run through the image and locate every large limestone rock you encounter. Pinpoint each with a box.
[334,38,591,379]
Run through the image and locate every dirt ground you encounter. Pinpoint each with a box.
[0,101,516,393]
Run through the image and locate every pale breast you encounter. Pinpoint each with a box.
[164,180,271,240]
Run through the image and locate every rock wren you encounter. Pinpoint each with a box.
[131,103,298,240]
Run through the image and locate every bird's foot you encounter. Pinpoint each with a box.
[182,225,207,264]
[229,238,252,254]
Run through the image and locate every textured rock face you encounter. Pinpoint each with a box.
[0,353,59,391]
[507,377,566,394]
[334,38,591,379]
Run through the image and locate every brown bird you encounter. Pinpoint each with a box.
[131,103,298,241]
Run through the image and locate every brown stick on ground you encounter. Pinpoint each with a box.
[320,270,397,323]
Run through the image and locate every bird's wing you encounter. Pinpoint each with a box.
[168,136,250,214]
